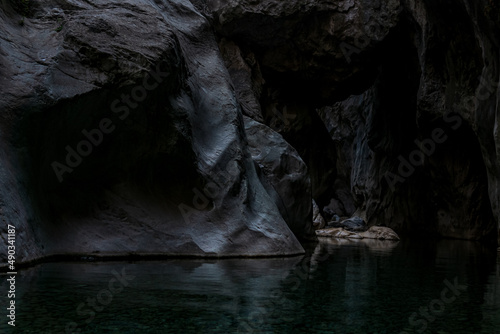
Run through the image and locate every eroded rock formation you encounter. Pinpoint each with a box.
[0,0,499,266]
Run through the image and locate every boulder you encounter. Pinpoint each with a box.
[327,216,366,231]
[340,216,367,231]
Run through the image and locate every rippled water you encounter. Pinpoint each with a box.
[1,239,499,333]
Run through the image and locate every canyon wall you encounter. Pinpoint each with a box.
[0,0,498,266]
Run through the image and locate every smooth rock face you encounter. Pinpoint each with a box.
[244,116,315,240]
[0,0,499,266]
[0,0,306,266]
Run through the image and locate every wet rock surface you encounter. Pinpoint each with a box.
[0,0,499,266]
[316,226,400,241]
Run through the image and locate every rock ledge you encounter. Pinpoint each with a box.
[316,226,400,240]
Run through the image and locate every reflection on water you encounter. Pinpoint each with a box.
[0,239,499,333]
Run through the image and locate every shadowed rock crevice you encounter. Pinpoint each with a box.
[318,0,497,241]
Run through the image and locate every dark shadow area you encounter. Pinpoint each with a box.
[18,79,202,227]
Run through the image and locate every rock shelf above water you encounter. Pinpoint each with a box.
[316,226,401,241]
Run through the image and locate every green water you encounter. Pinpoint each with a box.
[1,239,499,333]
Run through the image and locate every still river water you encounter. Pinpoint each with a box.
[1,238,499,333]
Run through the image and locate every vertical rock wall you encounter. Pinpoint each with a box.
[0,0,499,267]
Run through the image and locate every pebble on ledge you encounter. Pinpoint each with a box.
[316,226,400,240]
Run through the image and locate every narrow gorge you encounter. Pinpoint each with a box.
[1,0,499,267]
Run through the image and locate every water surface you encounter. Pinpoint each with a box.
[1,239,499,333]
